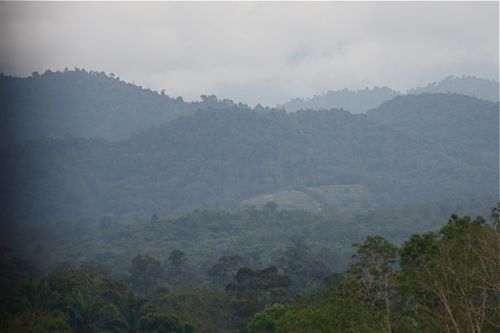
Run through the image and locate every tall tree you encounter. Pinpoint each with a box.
[114,290,152,333]
[226,266,291,327]
[399,214,499,332]
[128,255,166,295]
[67,287,109,333]
[345,236,398,333]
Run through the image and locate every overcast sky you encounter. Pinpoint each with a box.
[0,2,498,106]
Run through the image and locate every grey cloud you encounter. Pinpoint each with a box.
[0,2,497,106]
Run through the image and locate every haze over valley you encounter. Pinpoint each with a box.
[0,2,498,333]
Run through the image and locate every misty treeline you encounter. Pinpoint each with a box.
[1,206,498,332]
[1,70,498,224]
[0,68,249,143]
[0,69,498,332]
[1,196,494,275]
[1,70,498,143]
[281,75,499,113]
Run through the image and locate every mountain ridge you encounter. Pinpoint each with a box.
[1,71,498,144]
[2,93,497,223]
[279,75,499,113]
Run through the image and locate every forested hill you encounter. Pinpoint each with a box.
[2,93,498,223]
[280,75,499,112]
[0,69,250,143]
[408,75,499,102]
[3,71,497,143]
[366,93,498,164]
[279,87,399,113]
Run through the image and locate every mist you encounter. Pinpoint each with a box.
[0,2,498,106]
[0,2,498,333]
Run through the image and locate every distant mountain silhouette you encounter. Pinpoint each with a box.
[279,87,399,113]
[0,69,249,143]
[408,75,499,102]
[280,76,499,113]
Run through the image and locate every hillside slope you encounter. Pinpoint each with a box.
[2,93,497,223]
[0,69,250,143]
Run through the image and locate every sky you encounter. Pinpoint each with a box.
[0,2,498,106]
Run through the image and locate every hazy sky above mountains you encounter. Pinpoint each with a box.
[0,2,498,106]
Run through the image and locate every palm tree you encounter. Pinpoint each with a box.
[18,278,51,315]
[15,278,72,332]
[67,287,108,333]
[114,290,152,333]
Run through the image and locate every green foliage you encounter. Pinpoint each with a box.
[140,312,197,333]
[398,214,499,332]
[247,304,289,333]
[226,266,291,327]
[149,287,232,333]
[7,197,495,284]
[0,258,71,333]
[66,287,111,333]
[398,232,438,269]
[17,278,52,315]
[249,210,499,333]
[0,247,40,312]
[0,209,498,332]
[167,251,187,272]
[128,255,166,295]
[248,291,386,333]
[347,236,398,297]
[48,262,128,308]
[276,241,330,295]
[0,310,72,333]
[113,290,152,333]
[343,236,398,332]
[208,254,246,288]
[2,92,497,223]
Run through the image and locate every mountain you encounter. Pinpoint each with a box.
[408,75,499,102]
[2,93,497,223]
[0,69,249,143]
[367,93,498,165]
[279,76,499,113]
[279,87,399,113]
[3,71,496,144]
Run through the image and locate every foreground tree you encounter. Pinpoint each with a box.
[399,213,499,332]
[114,290,152,333]
[67,287,109,333]
[247,291,386,333]
[226,266,291,328]
[0,278,71,333]
[344,236,398,333]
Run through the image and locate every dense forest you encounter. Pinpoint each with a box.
[0,69,250,143]
[0,70,498,332]
[1,207,498,332]
[1,72,498,223]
